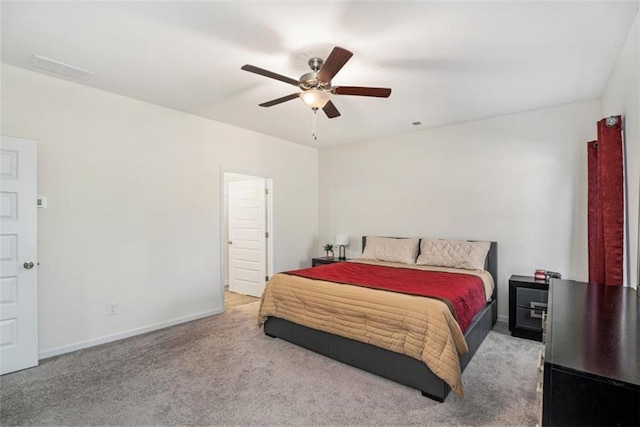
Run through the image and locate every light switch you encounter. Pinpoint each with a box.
[37,196,47,208]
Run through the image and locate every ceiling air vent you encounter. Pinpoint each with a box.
[32,55,93,80]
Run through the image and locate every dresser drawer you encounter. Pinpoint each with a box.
[516,287,548,309]
[516,306,545,330]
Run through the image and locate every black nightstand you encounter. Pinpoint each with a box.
[509,275,549,341]
[312,257,350,267]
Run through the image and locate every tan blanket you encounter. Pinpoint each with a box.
[258,261,492,396]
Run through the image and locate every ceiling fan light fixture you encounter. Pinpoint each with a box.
[300,89,330,109]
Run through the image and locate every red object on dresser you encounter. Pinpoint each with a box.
[588,116,624,286]
[286,262,487,333]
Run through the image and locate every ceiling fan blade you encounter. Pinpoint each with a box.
[322,100,341,119]
[259,93,301,107]
[332,86,392,98]
[317,47,353,82]
[241,64,300,86]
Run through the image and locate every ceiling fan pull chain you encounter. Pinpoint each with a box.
[312,108,318,140]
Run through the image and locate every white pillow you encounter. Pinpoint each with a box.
[361,237,420,264]
[416,239,491,270]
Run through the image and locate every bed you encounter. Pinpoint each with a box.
[258,237,498,402]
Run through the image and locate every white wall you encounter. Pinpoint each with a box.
[601,10,640,289]
[319,100,601,319]
[1,64,318,356]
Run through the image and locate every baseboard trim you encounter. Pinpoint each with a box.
[497,314,508,324]
[39,307,224,360]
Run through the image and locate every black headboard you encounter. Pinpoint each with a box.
[361,236,498,301]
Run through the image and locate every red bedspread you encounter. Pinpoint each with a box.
[286,262,486,333]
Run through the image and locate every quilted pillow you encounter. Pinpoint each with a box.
[361,237,420,264]
[416,239,491,270]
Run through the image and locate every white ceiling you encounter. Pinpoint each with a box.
[2,1,638,147]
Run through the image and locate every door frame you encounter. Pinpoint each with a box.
[219,167,273,308]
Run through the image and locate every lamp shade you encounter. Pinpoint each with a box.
[300,89,330,109]
[336,234,349,246]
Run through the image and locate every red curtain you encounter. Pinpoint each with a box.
[587,116,624,286]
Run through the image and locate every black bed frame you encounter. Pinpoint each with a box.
[264,238,498,402]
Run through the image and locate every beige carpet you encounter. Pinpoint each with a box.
[0,302,540,426]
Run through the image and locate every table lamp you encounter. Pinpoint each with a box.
[336,234,349,261]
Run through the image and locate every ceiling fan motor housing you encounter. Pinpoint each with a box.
[300,72,330,90]
[300,57,331,90]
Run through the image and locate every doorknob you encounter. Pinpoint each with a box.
[228,241,233,245]
[23,261,34,269]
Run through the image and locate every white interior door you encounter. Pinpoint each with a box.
[0,136,38,374]
[228,179,266,297]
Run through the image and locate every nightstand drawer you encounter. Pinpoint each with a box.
[312,257,350,267]
[516,287,548,309]
[516,306,546,330]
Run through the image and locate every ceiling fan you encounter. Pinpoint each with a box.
[241,46,391,120]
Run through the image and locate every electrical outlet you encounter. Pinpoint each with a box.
[107,302,118,316]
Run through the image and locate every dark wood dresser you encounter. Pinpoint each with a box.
[541,279,639,426]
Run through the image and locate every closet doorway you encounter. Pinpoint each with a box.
[222,171,272,306]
